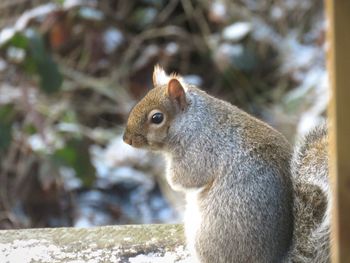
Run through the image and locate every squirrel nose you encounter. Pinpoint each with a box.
[123,132,132,145]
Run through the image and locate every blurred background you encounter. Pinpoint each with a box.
[0,0,327,229]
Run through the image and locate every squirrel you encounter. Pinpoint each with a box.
[288,124,330,263]
[123,65,330,263]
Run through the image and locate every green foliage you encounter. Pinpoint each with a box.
[1,29,94,192]
[55,0,65,5]
[23,124,37,135]
[53,139,96,187]
[27,30,63,93]
[9,33,29,49]
[6,30,63,94]
[0,105,14,151]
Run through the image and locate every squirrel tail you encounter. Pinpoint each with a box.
[288,124,330,263]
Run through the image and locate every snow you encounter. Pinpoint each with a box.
[278,24,327,136]
[27,131,63,153]
[74,206,111,228]
[218,43,244,57]
[79,7,104,21]
[183,75,203,86]
[56,123,81,133]
[103,166,155,189]
[0,84,22,104]
[91,136,149,169]
[251,17,281,44]
[60,167,82,190]
[248,9,327,137]
[0,3,57,46]
[165,42,179,56]
[103,28,124,54]
[6,47,26,63]
[15,3,57,31]
[63,0,84,9]
[209,1,227,22]
[88,135,178,224]
[74,190,115,227]
[296,71,328,135]
[211,2,226,17]
[222,22,252,42]
[0,28,15,46]
[280,33,317,75]
[63,0,97,9]
[213,43,244,70]
[270,6,284,20]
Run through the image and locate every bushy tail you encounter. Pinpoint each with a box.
[288,124,330,263]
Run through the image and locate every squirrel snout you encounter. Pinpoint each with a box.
[123,132,133,145]
[123,131,147,148]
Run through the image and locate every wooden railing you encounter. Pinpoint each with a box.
[0,224,189,262]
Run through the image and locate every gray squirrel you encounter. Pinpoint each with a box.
[288,125,330,263]
[123,66,330,263]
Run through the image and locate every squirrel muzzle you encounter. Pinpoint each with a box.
[123,132,132,145]
[123,130,148,148]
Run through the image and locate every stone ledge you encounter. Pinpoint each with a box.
[0,224,190,262]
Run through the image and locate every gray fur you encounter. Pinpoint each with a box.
[124,72,331,262]
[288,124,330,263]
[164,86,294,263]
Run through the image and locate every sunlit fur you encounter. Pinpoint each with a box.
[124,86,174,150]
[153,64,187,91]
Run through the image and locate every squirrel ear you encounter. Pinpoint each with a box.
[167,78,187,110]
[153,64,170,87]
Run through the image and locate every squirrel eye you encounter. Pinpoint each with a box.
[151,112,164,124]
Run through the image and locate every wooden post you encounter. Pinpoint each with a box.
[326,1,350,262]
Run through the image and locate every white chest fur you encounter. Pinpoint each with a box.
[184,188,204,262]
[164,155,203,261]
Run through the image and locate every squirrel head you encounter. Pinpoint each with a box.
[123,65,188,150]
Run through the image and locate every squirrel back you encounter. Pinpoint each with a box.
[289,124,330,263]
